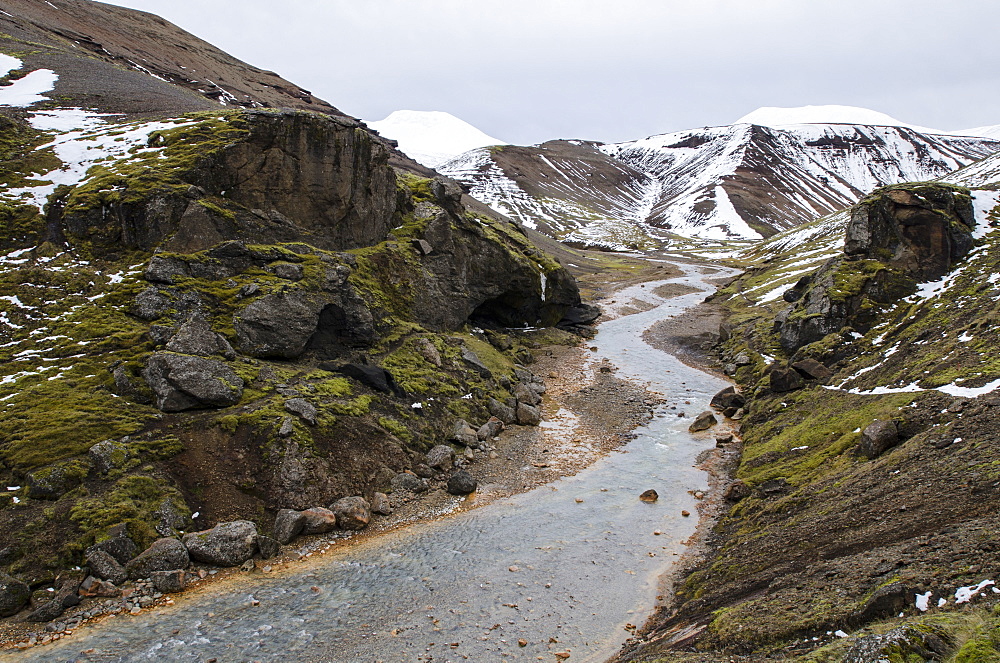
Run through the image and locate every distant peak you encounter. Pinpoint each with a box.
[368,110,507,169]
[735,105,941,133]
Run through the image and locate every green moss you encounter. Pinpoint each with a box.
[378,416,412,442]
[197,198,237,221]
[398,172,435,202]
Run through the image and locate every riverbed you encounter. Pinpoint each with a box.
[9,259,737,663]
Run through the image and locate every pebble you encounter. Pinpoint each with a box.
[681,510,691,517]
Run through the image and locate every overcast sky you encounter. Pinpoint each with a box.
[107,0,999,145]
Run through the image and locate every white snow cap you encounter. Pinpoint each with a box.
[369,110,507,169]
[735,105,940,133]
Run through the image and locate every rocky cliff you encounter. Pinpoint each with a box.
[0,6,592,606]
[617,182,1000,661]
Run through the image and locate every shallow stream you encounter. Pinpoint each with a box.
[13,260,736,663]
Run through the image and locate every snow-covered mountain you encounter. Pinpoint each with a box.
[368,110,507,169]
[440,107,1000,248]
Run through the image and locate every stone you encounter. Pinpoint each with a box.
[460,346,492,378]
[734,352,752,366]
[791,358,834,382]
[0,572,30,618]
[850,582,911,626]
[183,521,258,567]
[143,352,244,412]
[125,538,190,580]
[451,419,480,447]
[78,576,120,598]
[330,496,371,531]
[86,550,127,586]
[272,509,307,545]
[446,470,478,495]
[688,411,717,432]
[86,526,139,565]
[425,445,455,470]
[715,433,734,446]
[412,238,433,255]
[234,292,321,359]
[88,439,129,475]
[144,255,189,284]
[370,492,392,516]
[639,489,658,502]
[488,398,517,425]
[267,262,304,280]
[165,314,235,358]
[26,600,65,623]
[710,386,745,411]
[278,416,295,438]
[724,481,751,502]
[415,338,442,366]
[26,571,83,622]
[25,463,83,500]
[858,419,899,459]
[513,382,542,406]
[843,625,951,663]
[300,507,338,535]
[769,366,803,393]
[413,463,435,478]
[477,416,504,441]
[758,478,789,496]
[557,303,601,328]
[131,286,171,320]
[150,570,187,594]
[516,403,542,426]
[391,472,428,494]
[284,398,318,425]
[256,535,280,559]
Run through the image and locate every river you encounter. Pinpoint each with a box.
[9,259,736,663]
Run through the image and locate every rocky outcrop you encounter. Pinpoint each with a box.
[125,538,190,580]
[0,573,30,618]
[182,521,258,567]
[144,352,244,411]
[775,184,974,352]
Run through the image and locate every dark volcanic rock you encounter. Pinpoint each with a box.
[850,582,911,626]
[272,509,307,545]
[710,386,745,410]
[144,352,244,411]
[858,419,899,459]
[25,463,84,500]
[151,569,187,594]
[0,572,30,618]
[791,358,833,381]
[516,403,542,426]
[334,363,404,396]
[86,550,127,586]
[425,445,455,470]
[391,472,428,494]
[182,520,258,567]
[234,292,321,359]
[165,314,235,358]
[447,470,478,495]
[256,535,280,559]
[688,411,718,432]
[86,525,139,565]
[371,492,392,516]
[769,366,803,393]
[125,538,190,580]
[88,439,129,475]
[489,397,517,425]
[451,419,480,447]
[300,507,338,535]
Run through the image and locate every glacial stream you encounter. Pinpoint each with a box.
[13,260,736,663]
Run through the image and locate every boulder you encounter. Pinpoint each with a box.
[284,398,318,425]
[792,358,834,382]
[513,382,542,406]
[688,411,717,432]
[165,314,235,358]
[414,338,442,367]
[413,463,435,479]
[734,352,752,366]
[300,507,338,535]
[425,445,455,470]
[26,571,84,622]
[850,582,911,626]
[256,535,280,559]
[488,398,517,425]
[88,439,129,475]
[330,496,371,530]
[769,366,803,393]
[460,347,492,378]
[370,492,392,516]
[477,416,504,441]
[182,520,259,567]
[412,238,433,256]
[86,550,127,586]
[143,352,244,412]
[86,525,139,565]
[516,403,542,426]
[125,538,190,580]
[272,509,307,545]
[233,292,321,359]
[131,286,171,320]
[0,572,30,618]
[724,481,751,502]
[268,262,304,280]
[390,472,428,494]
[334,363,405,396]
[858,419,899,459]
[446,470,478,495]
[710,386,745,411]
[78,576,120,598]
[25,463,84,500]
[150,570,187,594]
[144,255,189,284]
[451,419,480,447]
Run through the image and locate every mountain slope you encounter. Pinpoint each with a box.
[441,115,1000,248]
[368,110,507,169]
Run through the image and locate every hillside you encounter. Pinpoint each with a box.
[616,180,1000,661]
[0,0,597,625]
[440,113,1000,249]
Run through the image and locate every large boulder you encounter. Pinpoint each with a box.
[165,314,235,358]
[0,573,30,618]
[144,352,244,412]
[710,386,745,411]
[333,363,404,396]
[86,550,128,586]
[125,538,190,580]
[516,403,542,426]
[272,509,307,545]
[447,470,478,495]
[769,366,804,393]
[451,419,480,447]
[858,419,899,459]
[182,520,258,567]
[425,445,455,470]
[329,497,371,531]
[689,411,718,432]
[233,292,321,359]
[86,525,139,565]
[300,507,338,535]
[88,439,129,475]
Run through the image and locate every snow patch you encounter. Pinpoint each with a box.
[734,105,940,133]
[369,110,507,169]
[0,69,58,106]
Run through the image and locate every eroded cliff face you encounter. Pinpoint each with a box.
[0,108,587,584]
